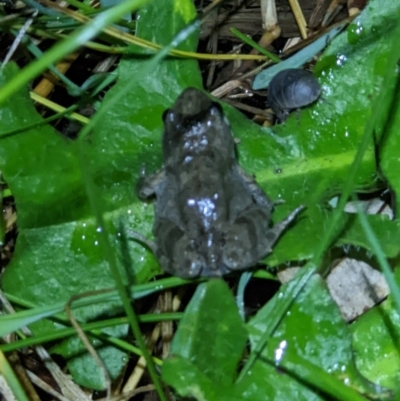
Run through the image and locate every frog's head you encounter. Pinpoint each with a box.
[162,87,235,168]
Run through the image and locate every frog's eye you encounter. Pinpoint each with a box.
[210,102,223,115]
[162,109,174,123]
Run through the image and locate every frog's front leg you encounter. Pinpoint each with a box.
[135,166,166,200]
[236,165,272,208]
[222,205,304,273]
[236,166,290,209]
[154,218,208,279]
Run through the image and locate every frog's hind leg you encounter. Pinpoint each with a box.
[155,218,208,279]
[236,166,273,208]
[222,205,304,273]
[222,205,270,272]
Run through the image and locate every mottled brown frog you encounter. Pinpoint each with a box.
[136,88,303,278]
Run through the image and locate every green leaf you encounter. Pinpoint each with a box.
[2,0,400,393]
[262,339,369,401]
[162,356,241,401]
[162,280,247,395]
[0,0,199,389]
[89,0,202,270]
[0,189,4,246]
[53,339,128,390]
[351,269,400,391]
[248,0,400,264]
[237,274,389,400]
[337,214,400,258]
[379,56,400,210]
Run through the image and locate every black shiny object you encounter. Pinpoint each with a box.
[268,68,321,122]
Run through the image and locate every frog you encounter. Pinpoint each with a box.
[136,87,303,278]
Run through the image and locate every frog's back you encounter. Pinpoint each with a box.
[141,87,298,278]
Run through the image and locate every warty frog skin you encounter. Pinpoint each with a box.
[137,87,303,278]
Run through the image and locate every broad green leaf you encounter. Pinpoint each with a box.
[0,0,199,389]
[52,338,128,390]
[162,279,247,393]
[251,339,371,401]
[238,274,389,400]
[51,0,200,389]
[0,275,187,339]
[88,0,400,273]
[351,268,400,390]
[337,214,400,258]
[379,57,400,212]
[162,356,241,401]
[1,0,400,393]
[0,189,4,246]
[256,0,399,263]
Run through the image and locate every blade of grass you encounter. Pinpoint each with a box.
[311,19,400,271]
[75,16,205,401]
[239,11,400,382]
[62,0,95,12]
[38,0,270,62]
[0,105,79,139]
[23,24,127,53]
[77,18,202,142]
[11,29,81,93]
[355,205,400,313]
[0,349,30,401]
[77,134,168,401]
[19,0,62,16]
[263,340,372,401]
[0,300,70,337]
[1,313,182,353]
[1,276,191,337]
[29,92,89,123]
[0,0,152,104]
[230,27,281,62]
[237,263,316,382]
